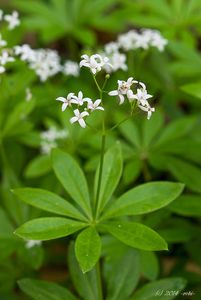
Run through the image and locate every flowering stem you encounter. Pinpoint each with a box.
[95,261,103,300]
[93,75,102,92]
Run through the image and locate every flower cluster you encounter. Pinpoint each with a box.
[40,127,68,154]
[0,10,20,30]
[0,44,15,74]
[80,54,112,74]
[62,60,79,77]
[109,77,155,119]
[56,91,104,128]
[14,45,61,81]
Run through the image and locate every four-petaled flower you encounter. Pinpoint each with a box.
[0,50,15,65]
[138,104,155,120]
[80,54,111,74]
[108,77,135,104]
[87,99,104,111]
[56,93,77,111]
[70,109,89,128]
[72,91,91,106]
[132,84,153,106]
[4,11,20,30]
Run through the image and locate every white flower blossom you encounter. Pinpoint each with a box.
[14,44,35,61]
[0,34,7,48]
[104,51,127,73]
[25,240,42,249]
[56,93,77,111]
[104,42,119,54]
[4,11,20,30]
[70,109,89,128]
[80,54,111,74]
[0,50,15,65]
[63,60,79,77]
[40,127,68,154]
[108,77,135,104]
[131,83,153,106]
[87,99,104,111]
[72,91,91,106]
[138,103,155,119]
[0,65,5,73]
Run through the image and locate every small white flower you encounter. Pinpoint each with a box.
[25,240,42,249]
[14,44,35,61]
[104,51,127,73]
[0,50,15,65]
[4,11,20,30]
[138,103,155,119]
[72,91,91,106]
[80,54,111,74]
[0,65,5,73]
[70,109,89,128]
[87,99,104,111]
[56,93,77,111]
[132,85,152,106]
[104,42,119,54]
[63,60,79,77]
[109,77,135,104]
[0,34,7,48]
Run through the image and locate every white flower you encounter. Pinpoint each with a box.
[63,60,79,77]
[0,34,7,48]
[80,54,111,74]
[14,44,35,61]
[56,93,77,111]
[25,88,32,102]
[70,109,89,128]
[104,42,119,54]
[138,103,155,119]
[0,65,5,73]
[104,51,127,73]
[108,77,135,104]
[87,99,104,111]
[25,240,42,249]
[72,91,91,106]
[132,84,152,106]
[4,11,20,30]
[40,127,68,153]
[0,50,15,65]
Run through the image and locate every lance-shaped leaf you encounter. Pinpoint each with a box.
[101,221,168,251]
[129,277,186,300]
[52,149,92,218]
[14,217,87,241]
[95,143,122,214]
[102,182,184,219]
[75,227,101,273]
[18,278,78,300]
[13,188,86,221]
[168,194,201,217]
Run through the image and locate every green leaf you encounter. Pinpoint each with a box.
[118,118,141,148]
[68,242,98,300]
[75,227,101,273]
[129,277,186,300]
[181,81,201,99]
[101,221,168,251]
[123,158,142,185]
[167,157,201,193]
[25,155,52,178]
[95,143,122,214]
[102,182,184,219]
[52,149,92,218]
[13,188,86,221]
[168,194,201,217]
[140,251,159,281]
[106,249,140,300]
[18,278,78,300]
[142,110,164,147]
[14,217,87,241]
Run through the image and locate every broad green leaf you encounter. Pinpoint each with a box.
[95,143,122,214]
[129,277,186,300]
[14,217,86,241]
[140,251,159,281]
[68,242,98,300]
[168,194,201,217]
[18,278,78,300]
[167,157,201,193]
[75,227,101,273]
[102,182,184,219]
[106,249,140,300]
[25,155,51,178]
[100,221,168,251]
[13,188,86,221]
[123,158,142,185]
[181,81,201,99]
[52,149,92,218]
[154,116,197,146]
[118,118,141,148]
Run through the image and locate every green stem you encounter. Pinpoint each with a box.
[96,261,103,300]
[93,75,102,92]
[143,160,152,182]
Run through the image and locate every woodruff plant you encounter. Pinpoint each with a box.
[13,38,184,299]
